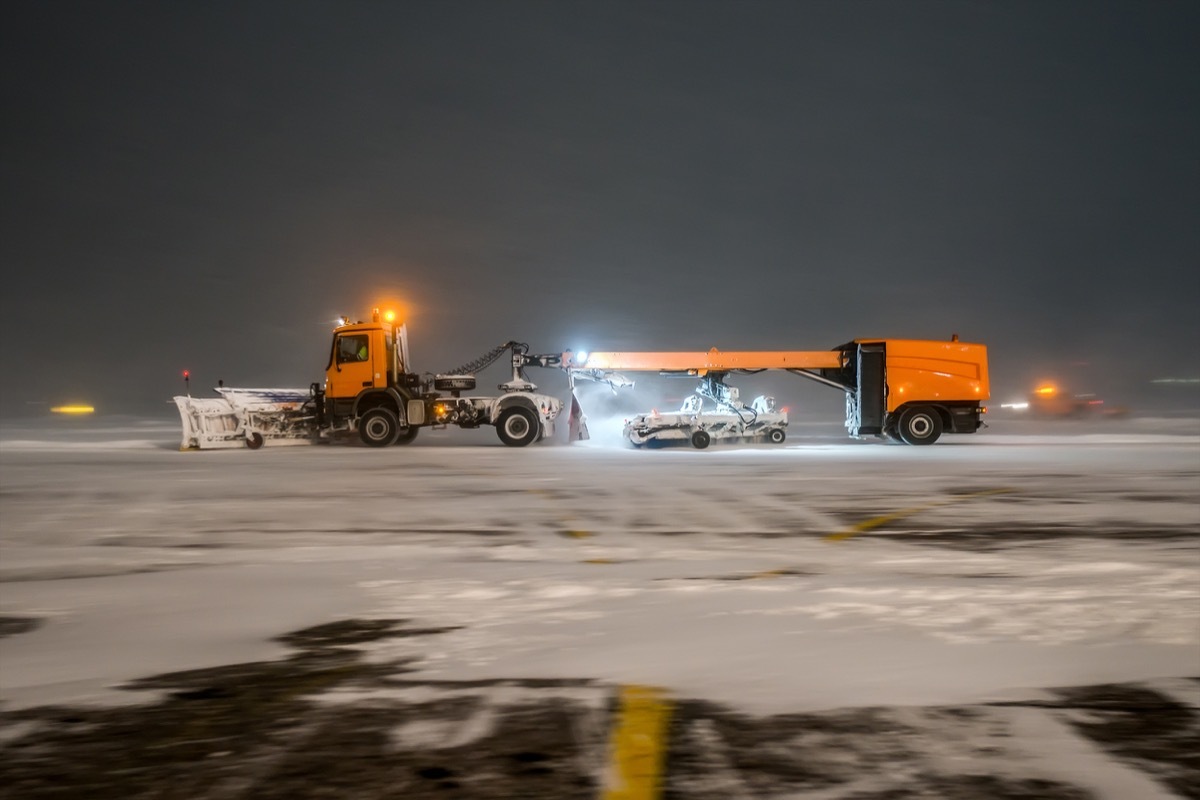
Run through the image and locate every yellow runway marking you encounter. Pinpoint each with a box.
[527,488,595,540]
[559,529,593,539]
[604,685,673,800]
[825,488,1013,542]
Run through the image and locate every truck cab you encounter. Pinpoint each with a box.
[320,311,424,445]
[319,309,562,448]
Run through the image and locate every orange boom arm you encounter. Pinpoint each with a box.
[563,348,842,374]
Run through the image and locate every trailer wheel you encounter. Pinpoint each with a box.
[497,407,539,447]
[392,426,419,446]
[359,408,400,447]
[690,430,711,449]
[767,428,786,444]
[245,432,265,450]
[897,406,943,446]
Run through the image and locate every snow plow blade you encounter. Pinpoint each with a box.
[175,388,317,450]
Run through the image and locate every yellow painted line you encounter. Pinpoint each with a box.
[825,488,1013,542]
[528,488,595,540]
[604,685,674,800]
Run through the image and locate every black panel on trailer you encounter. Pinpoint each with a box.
[855,343,885,435]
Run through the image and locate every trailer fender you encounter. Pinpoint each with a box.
[492,393,562,439]
[492,394,540,425]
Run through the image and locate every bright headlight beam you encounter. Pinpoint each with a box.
[51,405,95,415]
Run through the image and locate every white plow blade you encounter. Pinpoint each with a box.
[174,388,315,450]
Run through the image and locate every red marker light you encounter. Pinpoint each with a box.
[183,370,190,379]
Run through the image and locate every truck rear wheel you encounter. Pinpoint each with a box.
[497,406,539,447]
[897,406,943,445]
[359,408,400,447]
[392,425,419,446]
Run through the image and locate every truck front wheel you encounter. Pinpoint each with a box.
[497,407,539,447]
[897,406,943,446]
[359,408,400,447]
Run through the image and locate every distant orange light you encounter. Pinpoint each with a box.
[51,405,95,415]
[1034,384,1058,397]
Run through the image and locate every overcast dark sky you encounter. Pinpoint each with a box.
[2,0,1197,417]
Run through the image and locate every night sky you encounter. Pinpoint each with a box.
[3,1,1197,417]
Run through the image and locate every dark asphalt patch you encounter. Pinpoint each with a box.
[1,616,1196,799]
[663,702,1095,799]
[1051,684,1199,799]
[0,619,606,800]
[0,616,41,638]
[875,525,1200,552]
[275,618,460,650]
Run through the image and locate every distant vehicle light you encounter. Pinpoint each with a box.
[575,350,589,365]
[51,405,95,415]
[384,310,396,323]
[1034,384,1058,397]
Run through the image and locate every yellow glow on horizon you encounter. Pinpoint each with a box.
[51,405,95,415]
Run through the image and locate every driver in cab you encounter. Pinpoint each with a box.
[338,336,368,363]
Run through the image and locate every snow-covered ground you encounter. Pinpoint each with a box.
[2,412,1196,714]
[1,413,1198,798]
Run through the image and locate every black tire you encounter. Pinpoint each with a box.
[359,407,400,447]
[392,425,419,446]
[897,406,943,446]
[245,432,265,450]
[690,429,711,449]
[497,406,539,447]
[767,428,786,444]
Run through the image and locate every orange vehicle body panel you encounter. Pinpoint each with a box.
[857,339,990,413]
[325,323,391,400]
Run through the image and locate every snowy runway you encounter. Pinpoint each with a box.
[1,416,1197,797]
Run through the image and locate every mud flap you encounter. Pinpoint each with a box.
[568,389,590,442]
